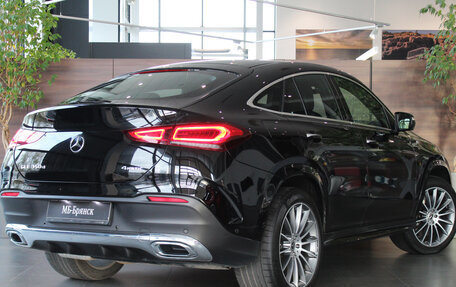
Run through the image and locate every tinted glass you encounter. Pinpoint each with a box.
[333,77,389,128]
[253,79,306,115]
[253,81,283,112]
[294,75,342,120]
[283,79,305,115]
[63,69,238,104]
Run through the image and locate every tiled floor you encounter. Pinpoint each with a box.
[0,236,455,287]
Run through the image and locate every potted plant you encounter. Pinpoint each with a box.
[420,0,456,187]
[0,0,74,151]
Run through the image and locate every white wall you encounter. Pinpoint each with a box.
[276,0,443,60]
[90,0,118,42]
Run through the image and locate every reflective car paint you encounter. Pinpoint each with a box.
[1,60,451,244]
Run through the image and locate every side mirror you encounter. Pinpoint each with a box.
[394,112,415,132]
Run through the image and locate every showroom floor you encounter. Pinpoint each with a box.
[1,236,456,287]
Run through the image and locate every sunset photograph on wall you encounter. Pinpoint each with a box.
[295,29,371,60]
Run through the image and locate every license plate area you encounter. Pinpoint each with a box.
[46,200,112,225]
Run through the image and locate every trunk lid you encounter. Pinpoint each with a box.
[14,105,178,184]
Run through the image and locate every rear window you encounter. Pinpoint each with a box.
[63,69,239,104]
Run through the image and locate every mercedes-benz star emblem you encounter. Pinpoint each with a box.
[69,135,85,153]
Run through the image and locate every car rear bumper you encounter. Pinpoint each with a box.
[1,192,259,268]
[6,223,213,261]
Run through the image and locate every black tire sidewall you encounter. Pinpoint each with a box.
[406,176,456,254]
[266,188,323,287]
[45,252,123,280]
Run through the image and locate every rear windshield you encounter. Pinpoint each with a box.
[63,69,239,105]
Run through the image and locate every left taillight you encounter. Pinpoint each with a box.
[126,123,245,151]
[9,129,45,148]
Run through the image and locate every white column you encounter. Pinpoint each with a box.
[256,1,263,59]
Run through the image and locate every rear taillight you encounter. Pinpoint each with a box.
[126,123,245,151]
[1,192,19,197]
[9,129,45,148]
[127,127,171,144]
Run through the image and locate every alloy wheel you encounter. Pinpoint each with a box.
[279,203,320,287]
[413,187,456,248]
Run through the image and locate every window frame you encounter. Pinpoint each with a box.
[329,75,394,131]
[247,72,347,122]
[251,78,307,115]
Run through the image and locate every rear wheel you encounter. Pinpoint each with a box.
[390,176,456,254]
[235,187,322,287]
[45,252,123,280]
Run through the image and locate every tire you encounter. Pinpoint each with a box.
[390,176,456,254]
[45,252,123,280]
[235,187,323,287]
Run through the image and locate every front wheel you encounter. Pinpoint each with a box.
[235,187,323,287]
[45,252,123,280]
[390,176,456,254]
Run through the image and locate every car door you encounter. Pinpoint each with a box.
[331,75,416,226]
[288,74,371,232]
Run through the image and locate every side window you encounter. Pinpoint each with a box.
[253,81,283,112]
[253,79,306,115]
[333,77,389,128]
[283,79,305,115]
[293,74,342,120]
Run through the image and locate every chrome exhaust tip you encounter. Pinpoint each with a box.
[151,241,197,259]
[6,230,28,246]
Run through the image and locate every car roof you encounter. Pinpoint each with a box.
[135,60,356,81]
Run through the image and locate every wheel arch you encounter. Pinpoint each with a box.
[263,163,328,230]
[419,158,451,192]
[415,158,452,214]
[429,165,451,184]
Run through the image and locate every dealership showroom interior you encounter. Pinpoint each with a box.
[4,0,456,286]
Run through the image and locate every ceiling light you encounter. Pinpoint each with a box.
[369,26,378,40]
[356,47,379,61]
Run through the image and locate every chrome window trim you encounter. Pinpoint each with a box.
[246,71,393,133]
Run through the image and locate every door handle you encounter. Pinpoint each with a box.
[306,133,322,142]
[366,139,379,147]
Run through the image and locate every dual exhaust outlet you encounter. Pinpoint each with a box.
[5,224,212,262]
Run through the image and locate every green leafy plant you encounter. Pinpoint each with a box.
[420,0,456,113]
[0,0,75,150]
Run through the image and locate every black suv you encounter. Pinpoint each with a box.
[2,61,455,287]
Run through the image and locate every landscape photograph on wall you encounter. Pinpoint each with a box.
[382,30,439,60]
[295,29,371,60]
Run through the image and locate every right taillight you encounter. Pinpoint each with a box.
[9,129,45,148]
[126,123,245,151]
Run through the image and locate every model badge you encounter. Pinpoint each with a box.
[69,135,85,153]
